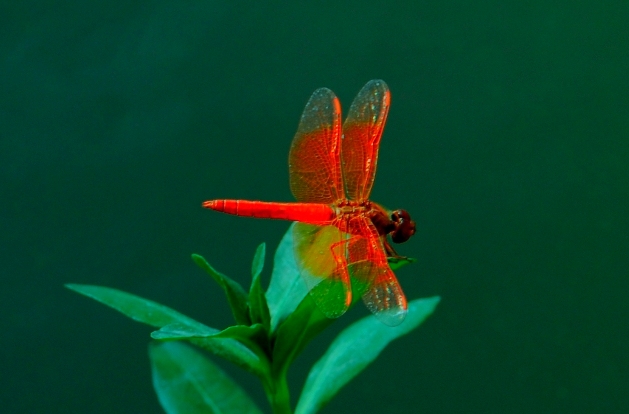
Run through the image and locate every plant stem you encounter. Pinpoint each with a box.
[264,368,292,414]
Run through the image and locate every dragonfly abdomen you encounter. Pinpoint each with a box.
[203,199,335,223]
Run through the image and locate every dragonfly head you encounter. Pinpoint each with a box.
[390,209,416,243]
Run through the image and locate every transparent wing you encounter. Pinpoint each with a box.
[289,87,344,203]
[361,262,408,326]
[341,79,390,202]
[347,216,408,326]
[292,222,351,318]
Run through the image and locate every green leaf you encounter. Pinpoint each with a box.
[271,269,384,372]
[387,255,417,270]
[266,223,309,332]
[271,294,333,376]
[66,284,266,377]
[66,283,208,329]
[217,324,265,343]
[152,322,220,340]
[251,243,266,280]
[249,244,271,328]
[295,296,441,414]
[152,323,268,359]
[150,341,263,414]
[191,254,251,326]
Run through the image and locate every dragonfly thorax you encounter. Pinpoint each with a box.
[333,199,370,216]
[333,200,416,245]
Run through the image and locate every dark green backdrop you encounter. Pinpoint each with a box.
[2,1,628,413]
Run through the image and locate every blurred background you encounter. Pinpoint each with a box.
[2,1,628,413]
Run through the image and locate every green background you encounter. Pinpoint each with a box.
[2,1,628,413]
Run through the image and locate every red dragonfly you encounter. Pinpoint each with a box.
[204,80,416,326]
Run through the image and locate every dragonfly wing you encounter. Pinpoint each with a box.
[341,79,390,201]
[292,221,351,318]
[362,262,407,326]
[348,217,408,326]
[289,87,344,203]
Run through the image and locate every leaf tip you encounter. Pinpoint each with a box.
[65,283,87,294]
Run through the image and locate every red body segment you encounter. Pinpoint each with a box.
[203,199,335,224]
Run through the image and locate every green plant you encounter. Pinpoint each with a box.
[67,224,439,414]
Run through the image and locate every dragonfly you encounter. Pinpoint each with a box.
[204,80,416,326]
